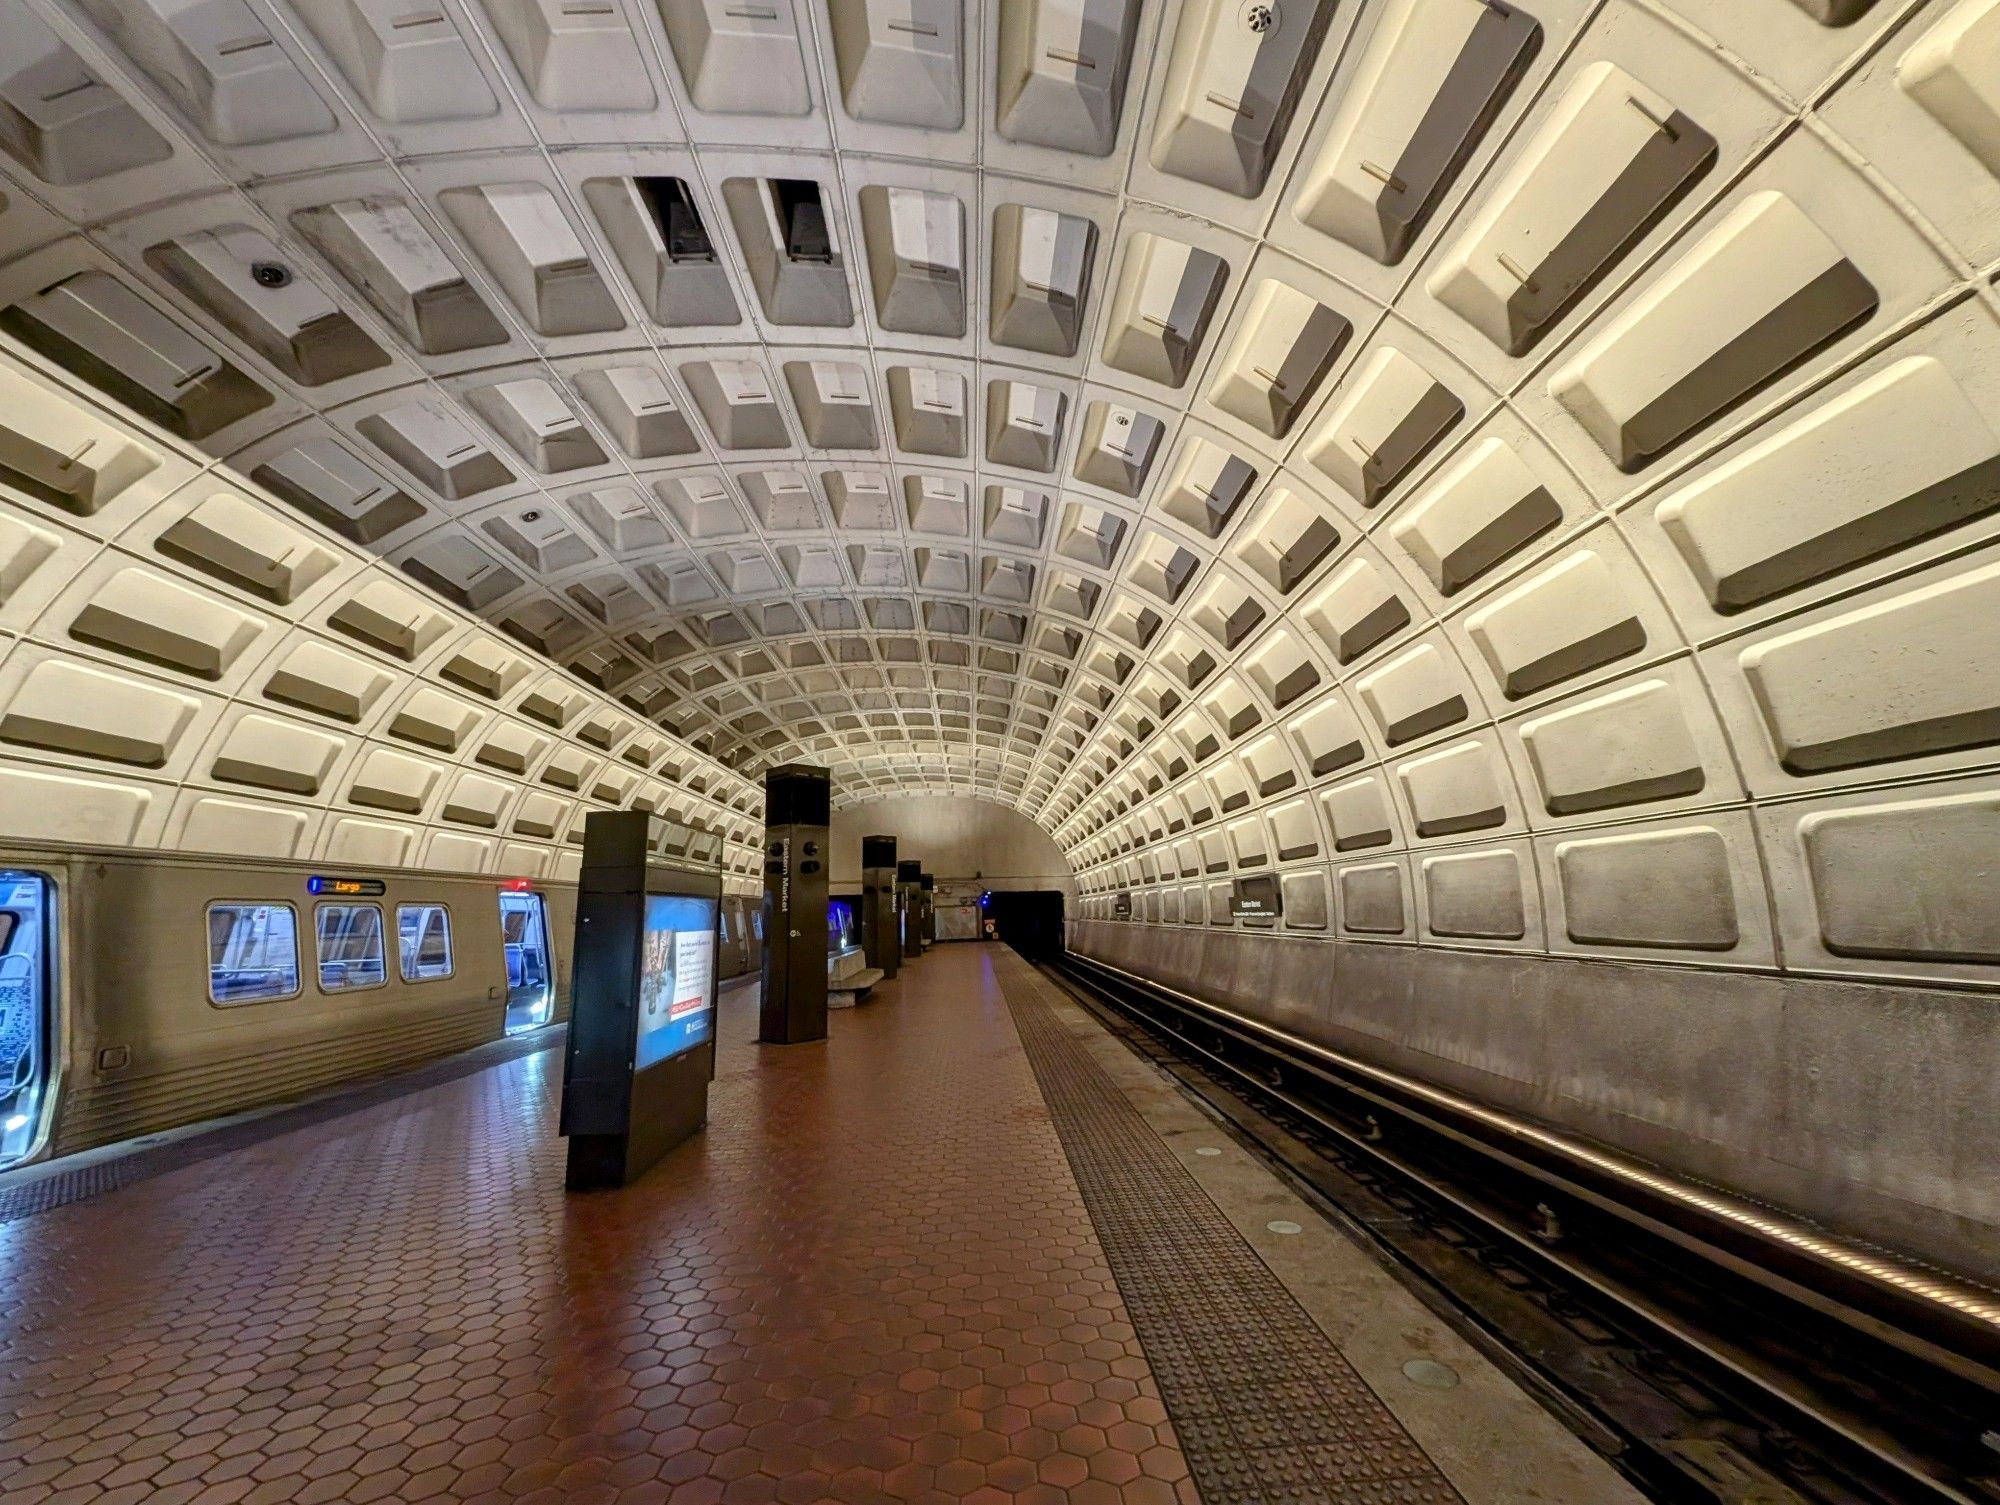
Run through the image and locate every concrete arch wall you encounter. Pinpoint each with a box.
[0,0,1995,1262]
[830,796,1075,893]
[0,341,766,891]
[0,0,1988,992]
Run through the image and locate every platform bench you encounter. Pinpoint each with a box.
[829,966,886,1009]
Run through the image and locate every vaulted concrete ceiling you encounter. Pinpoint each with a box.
[0,0,1996,966]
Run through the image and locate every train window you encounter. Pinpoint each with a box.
[718,908,731,943]
[396,905,453,983]
[751,907,764,941]
[206,903,301,1005]
[315,904,387,992]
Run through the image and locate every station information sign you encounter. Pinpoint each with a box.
[1229,873,1283,919]
[560,810,724,1189]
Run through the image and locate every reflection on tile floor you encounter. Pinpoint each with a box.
[0,945,1196,1504]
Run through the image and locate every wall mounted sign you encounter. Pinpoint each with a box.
[1229,873,1283,918]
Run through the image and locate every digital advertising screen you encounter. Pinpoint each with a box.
[634,893,718,1070]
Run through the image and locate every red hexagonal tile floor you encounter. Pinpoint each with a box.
[0,945,1198,1504]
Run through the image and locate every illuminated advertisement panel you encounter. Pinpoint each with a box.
[635,893,718,1070]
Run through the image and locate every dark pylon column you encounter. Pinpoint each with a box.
[897,860,922,958]
[862,834,900,980]
[759,764,829,1045]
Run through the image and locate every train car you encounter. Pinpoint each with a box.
[0,843,762,1171]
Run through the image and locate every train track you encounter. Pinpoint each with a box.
[1043,952,2000,1505]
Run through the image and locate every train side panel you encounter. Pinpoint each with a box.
[6,844,743,1164]
[47,857,585,1156]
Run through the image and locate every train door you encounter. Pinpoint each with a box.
[0,872,53,1168]
[499,889,553,1033]
[719,899,750,978]
[739,897,757,970]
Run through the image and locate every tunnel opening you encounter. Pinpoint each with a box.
[984,890,1066,964]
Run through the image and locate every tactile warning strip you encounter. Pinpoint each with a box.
[0,1024,562,1225]
[998,954,1466,1505]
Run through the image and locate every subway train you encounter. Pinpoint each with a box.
[0,842,761,1170]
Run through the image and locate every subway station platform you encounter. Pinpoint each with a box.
[0,945,1640,1505]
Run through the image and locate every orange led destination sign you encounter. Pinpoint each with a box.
[307,875,386,897]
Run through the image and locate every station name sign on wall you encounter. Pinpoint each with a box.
[1229,874,1282,919]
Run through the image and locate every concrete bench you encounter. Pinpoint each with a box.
[829,966,885,1008]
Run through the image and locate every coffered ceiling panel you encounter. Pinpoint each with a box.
[0,0,1996,981]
